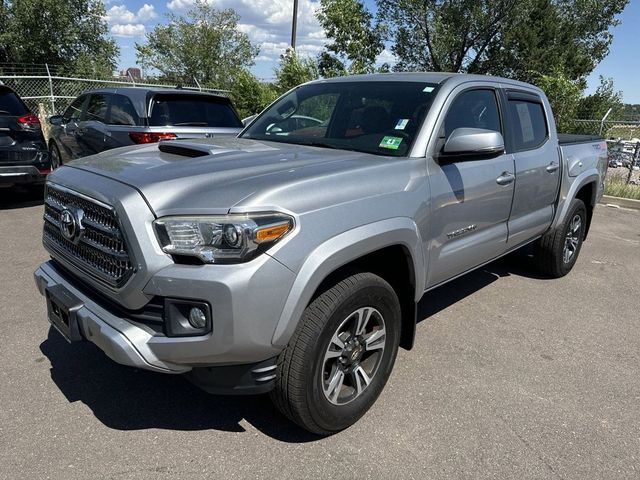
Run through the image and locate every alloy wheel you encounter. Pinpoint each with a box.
[563,214,582,264]
[321,306,386,405]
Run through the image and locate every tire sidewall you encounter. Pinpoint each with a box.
[558,199,586,274]
[304,278,401,432]
[49,143,62,169]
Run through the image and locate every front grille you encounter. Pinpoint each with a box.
[43,184,134,288]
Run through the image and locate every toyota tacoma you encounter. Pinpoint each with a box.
[34,73,607,434]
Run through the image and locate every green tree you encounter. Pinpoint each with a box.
[274,49,319,94]
[320,0,628,84]
[0,1,8,63]
[0,0,118,76]
[316,0,385,75]
[317,51,348,78]
[376,0,524,73]
[485,0,629,83]
[533,70,582,132]
[576,76,624,120]
[230,70,278,119]
[136,1,258,88]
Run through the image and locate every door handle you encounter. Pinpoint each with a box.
[546,162,559,173]
[496,172,515,185]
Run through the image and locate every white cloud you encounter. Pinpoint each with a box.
[166,0,194,11]
[106,5,136,24]
[106,4,157,25]
[137,4,157,22]
[111,23,146,37]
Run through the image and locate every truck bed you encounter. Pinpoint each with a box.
[558,134,603,146]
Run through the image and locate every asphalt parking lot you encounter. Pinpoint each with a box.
[0,186,638,480]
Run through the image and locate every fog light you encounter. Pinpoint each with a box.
[188,307,207,329]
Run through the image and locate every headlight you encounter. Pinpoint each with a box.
[154,213,293,264]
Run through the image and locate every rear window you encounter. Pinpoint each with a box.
[508,100,548,151]
[0,89,29,116]
[149,94,242,128]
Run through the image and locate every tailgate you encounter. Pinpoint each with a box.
[0,116,45,164]
[0,88,45,163]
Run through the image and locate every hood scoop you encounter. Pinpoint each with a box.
[158,140,233,158]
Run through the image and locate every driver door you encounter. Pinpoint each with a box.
[425,87,516,288]
[58,95,88,162]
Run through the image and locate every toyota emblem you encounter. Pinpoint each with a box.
[59,208,84,244]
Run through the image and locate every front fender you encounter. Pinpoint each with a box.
[270,217,425,348]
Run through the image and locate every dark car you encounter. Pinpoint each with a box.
[0,83,51,186]
[48,87,245,164]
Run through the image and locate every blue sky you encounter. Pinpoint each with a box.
[107,0,640,103]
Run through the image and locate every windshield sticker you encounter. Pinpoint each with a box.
[395,118,409,130]
[379,136,403,150]
[423,86,435,93]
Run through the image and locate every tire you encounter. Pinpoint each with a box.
[534,198,587,278]
[270,272,401,435]
[49,142,62,170]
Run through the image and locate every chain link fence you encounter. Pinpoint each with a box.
[564,118,640,139]
[0,67,228,119]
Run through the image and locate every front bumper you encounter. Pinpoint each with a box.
[35,253,295,376]
[35,262,189,374]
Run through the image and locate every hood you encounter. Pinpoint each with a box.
[65,137,413,216]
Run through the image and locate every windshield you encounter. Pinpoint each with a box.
[241,81,439,156]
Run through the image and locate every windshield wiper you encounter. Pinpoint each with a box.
[173,122,208,126]
[298,141,339,149]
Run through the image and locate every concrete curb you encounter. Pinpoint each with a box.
[600,195,640,210]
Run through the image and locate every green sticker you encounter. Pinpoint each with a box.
[423,86,435,93]
[379,136,403,150]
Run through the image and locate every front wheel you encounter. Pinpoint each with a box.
[49,142,62,170]
[270,272,401,435]
[533,198,586,277]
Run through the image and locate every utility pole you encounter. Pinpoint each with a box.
[291,0,299,50]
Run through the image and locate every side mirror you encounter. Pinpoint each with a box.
[442,128,505,157]
[49,115,63,126]
[242,114,257,127]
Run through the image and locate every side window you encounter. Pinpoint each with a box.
[508,100,548,151]
[106,94,139,126]
[443,89,502,139]
[63,95,86,123]
[83,94,109,122]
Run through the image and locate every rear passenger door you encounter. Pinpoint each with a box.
[504,91,561,247]
[426,87,515,288]
[79,93,109,157]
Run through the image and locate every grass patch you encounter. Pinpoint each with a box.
[605,175,640,200]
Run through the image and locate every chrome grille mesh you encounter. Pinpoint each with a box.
[43,184,134,288]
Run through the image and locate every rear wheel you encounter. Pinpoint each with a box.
[49,142,62,170]
[534,198,586,277]
[270,272,401,435]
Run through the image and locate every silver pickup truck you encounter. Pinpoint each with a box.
[34,73,607,434]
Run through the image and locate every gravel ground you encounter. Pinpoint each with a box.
[0,186,639,480]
